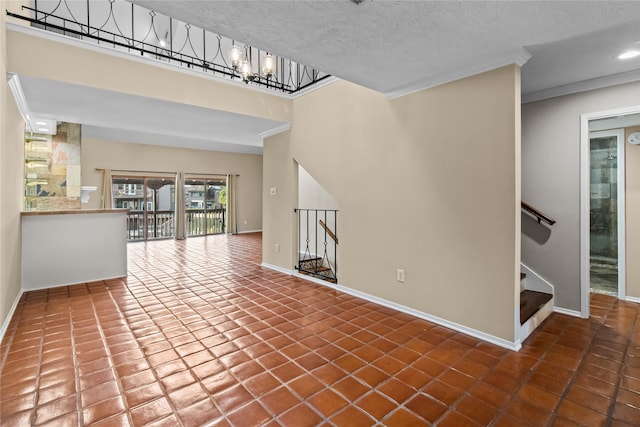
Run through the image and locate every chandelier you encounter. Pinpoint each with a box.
[229,44,275,83]
[7,0,331,94]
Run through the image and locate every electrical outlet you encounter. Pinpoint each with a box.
[243,220,247,225]
[396,269,405,283]
[270,187,277,196]
[275,243,280,253]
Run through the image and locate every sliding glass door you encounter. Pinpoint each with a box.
[184,177,226,236]
[112,176,175,241]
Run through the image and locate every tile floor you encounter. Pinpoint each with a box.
[1,233,639,426]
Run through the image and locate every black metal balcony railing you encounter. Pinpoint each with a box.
[125,209,225,241]
[295,209,338,284]
[7,0,331,94]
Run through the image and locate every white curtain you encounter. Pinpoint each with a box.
[174,172,186,240]
[100,169,113,209]
[226,174,237,234]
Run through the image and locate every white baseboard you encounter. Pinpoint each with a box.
[288,269,521,351]
[625,295,640,304]
[238,229,262,234]
[0,290,24,345]
[554,306,582,318]
[292,272,337,287]
[261,262,294,276]
[23,275,126,292]
[332,283,521,352]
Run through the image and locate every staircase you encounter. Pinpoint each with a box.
[519,267,554,342]
[295,209,339,285]
[298,255,337,284]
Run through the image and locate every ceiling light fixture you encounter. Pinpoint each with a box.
[229,44,243,70]
[230,44,276,83]
[262,53,275,78]
[240,59,254,82]
[618,50,640,60]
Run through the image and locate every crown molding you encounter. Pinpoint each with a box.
[290,76,341,98]
[6,73,32,130]
[385,47,532,100]
[522,69,640,104]
[259,123,291,140]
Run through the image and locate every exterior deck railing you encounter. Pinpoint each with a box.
[126,210,174,240]
[186,209,225,236]
[125,209,225,241]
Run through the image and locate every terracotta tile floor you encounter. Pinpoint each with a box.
[1,233,639,426]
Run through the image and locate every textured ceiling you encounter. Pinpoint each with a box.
[14,1,640,153]
[132,0,640,96]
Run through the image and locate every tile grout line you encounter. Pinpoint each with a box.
[69,285,84,427]
[98,279,178,427]
[28,294,47,426]
[125,268,235,425]
[604,300,638,427]
[118,271,195,426]
[546,296,622,426]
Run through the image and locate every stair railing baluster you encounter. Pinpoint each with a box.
[334,210,337,280]
[295,208,338,283]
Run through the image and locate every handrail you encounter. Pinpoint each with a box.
[521,201,556,226]
[319,219,339,244]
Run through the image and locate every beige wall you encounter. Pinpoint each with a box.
[626,126,640,299]
[81,139,263,233]
[262,131,298,269]
[6,28,291,123]
[0,1,26,332]
[264,66,521,343]
[522,82,640,311]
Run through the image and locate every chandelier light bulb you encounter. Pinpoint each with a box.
[262,53,275,78]
[230,45,243,69]
[240,59,254,82]
[618,50,640,60]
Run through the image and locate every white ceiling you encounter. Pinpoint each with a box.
[14,0,640,153]
[18,75,280,154]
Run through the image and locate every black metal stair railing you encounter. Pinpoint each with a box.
[295,209,338,284]
[7,0,330,94]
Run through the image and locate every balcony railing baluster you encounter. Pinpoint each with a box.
[7,1,330,94]
[123,208,225,241]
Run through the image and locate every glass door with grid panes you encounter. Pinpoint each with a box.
[184,177,226,236]
[112,176,176,241]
